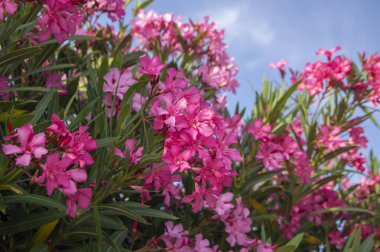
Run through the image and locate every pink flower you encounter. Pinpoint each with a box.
[162,143,192,173]
[0,76,10,101]
[214,192,234,217]
[256,142,284,170]
[328,230,346,249]
[35,0,83,44]
[2,124,48,166]
[0,0,17,21]
[161,221,189,250]
[317,125,345,151]
[194,234,213,252]
[64,126,97,168]
[103,68,135,100]
[47,113,70,137]
[66,187,92,218]
[114,138,144,165]
[269,59,288,78]
[247,119,273,140]
[45,72,66,94]
[138,55,166,79]
[316,46,341,61]
[84,0,125,22]
[34,153,87,196]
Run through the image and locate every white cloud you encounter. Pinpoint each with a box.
[195,4,275,48]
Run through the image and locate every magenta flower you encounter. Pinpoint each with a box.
[269,59,288,78]
[35,0,83,44]
[138,55,166,78]
[35,153,80,196]
[193,234,213,252]
[66,187,92,218]
[0,76,10,101]
[47,113,70,137]
[64,126,97,168]
[44,72,66,95]
[2,124,48,166]
[114,138,144,165]
[247,118,273,140]
[0,0,17,21]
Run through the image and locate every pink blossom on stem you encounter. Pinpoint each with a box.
[2,124,48,166]
[114,138,144,165]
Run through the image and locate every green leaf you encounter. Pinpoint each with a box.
[308,207,374,216]
[0,47,42,68]
[13,64,75,81]
[0,210,65,234]
[93,204,103,252]
[359,234,375,252]
[99,204,148,224]
[127,207,178,220]
[96,137,119,148]
[68,99,97,130]
[31,90,54,125]
[3,194,66,210]
[276,233,304,252]
[267,81,300,124]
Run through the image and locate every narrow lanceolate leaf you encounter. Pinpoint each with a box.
[127,207,178,220]
[308,207,374,216]
[93,204,103,252]
[98,204,148,224]
[0,210,65,234]
[31,220,59,247]
[31,90,54,124]
[275,233,304,252]
[68,99,97,130]
[96,137,119,148]
[3,194,66,210]
[0,47,42,68]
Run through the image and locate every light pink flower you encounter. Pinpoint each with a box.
[138,55,166,79]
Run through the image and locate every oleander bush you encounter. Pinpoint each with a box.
[0,1,379,251]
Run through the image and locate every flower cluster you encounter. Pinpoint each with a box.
[131,10,239,92]
[282,184,346,239]
[2,114,97,217]
[316,124,367,171]
[293,46,352,96]
[249,118,313,184]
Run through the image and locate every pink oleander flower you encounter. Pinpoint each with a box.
[161,221,190,250]
[193,234,214,252]
[0,0,17,21]
[213,192,234,217]
[316,46,341,61]
[103,68,135,100]
[34,153,87,196]
[269,59,288,78]
[66,187,92,218]
[138,55,166,79]
[84,0,125,22]
[0,76,9,101]
[45,72,66,94]
[35,0,83,44]
[317,125,345,151]
[247,118,273,140]
[328,230,346,249]
[114,138,144,165]
[47,113,70,137]
[64,126,97,168]
[2,124,48,166]
[256,142,284,170]
[223,197,252,247]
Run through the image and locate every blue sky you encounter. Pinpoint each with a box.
[141,1,380,158]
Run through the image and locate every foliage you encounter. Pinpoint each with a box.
[0,1,379,252]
